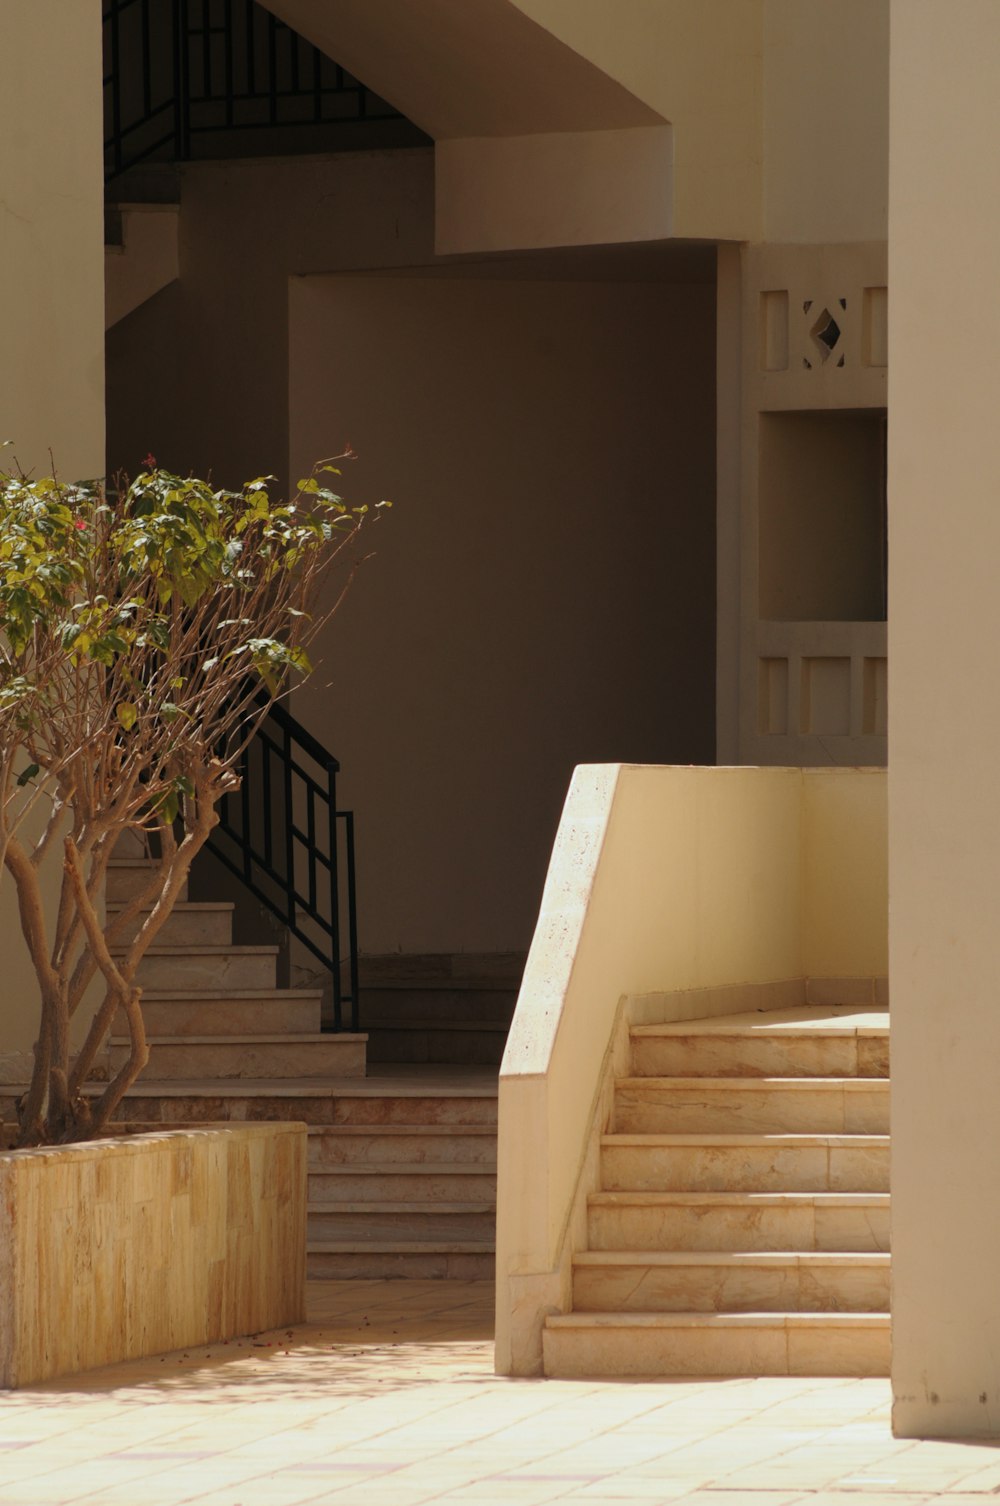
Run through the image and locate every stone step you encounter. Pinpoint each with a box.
[106,859,188,904]
[307,1242,495,1280]
[117,944,279,991]
[612,1077,889,1136]
[356,952,525,989]
[571,1250,891,1313]
[120,990,323,1037]
[307,1201,496,1243]
[94,1080,498,1128]
[364,1025,509,1067]
[601,1133,889,1193]
[587,1191,890,1253]
[308,1164,497,1203]
[630,1023,889,1080]
[107,1034,366,1081]
[542,1311,890,1378]
[309,1123,498,1167]
[357,988,517,1025]
[106,901,234,948]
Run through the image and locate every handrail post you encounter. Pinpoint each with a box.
[327,765,342,1032]
[283,719,295,931]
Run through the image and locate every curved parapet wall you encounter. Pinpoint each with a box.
[495,763,887,1375]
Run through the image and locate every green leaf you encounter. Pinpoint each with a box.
[157,791,179,825]
[16,763,39,787]
[116,702,138,732]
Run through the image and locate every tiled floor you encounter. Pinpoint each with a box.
[1,1280,999,1506]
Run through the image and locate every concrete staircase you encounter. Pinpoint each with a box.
[0,855,502,1279]
[543,1005,890,1378]
[356,953,522,1067]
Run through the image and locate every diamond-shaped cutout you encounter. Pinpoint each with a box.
[809,307,841,362]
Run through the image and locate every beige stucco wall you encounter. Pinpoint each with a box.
[0,0,106,1062]
[496,763,887,1374]
[106,151,436,488]
[288,267,716,957]
[889,0,1000,1439]
[268,0,886,247]
[761,0,888,245]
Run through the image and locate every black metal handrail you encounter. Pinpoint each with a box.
[104,0,413,181]
[207,699,359,1032]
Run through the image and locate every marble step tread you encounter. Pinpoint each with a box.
[542,1309,890,1377]
[140,989,323,1001]
[308,1200,496,1215]
[108,1033,362,1046]
[309,1123,497,1136]
[617,1076,888,1090]
[107,901,234,915]
[590,1190,890,1208]
[365,1020,510,1033]
[546,1310,889,1331]
[79,1077,377,1096]
[603,1132,889,1146]
[632,1009,889,1039]
[110,943,278,957]
[308,1240,495,1254]
[322,1162,497,1176]
[67,1076,493,1099]
[573,1250,890,1269]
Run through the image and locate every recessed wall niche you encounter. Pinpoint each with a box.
[758,409,887,622]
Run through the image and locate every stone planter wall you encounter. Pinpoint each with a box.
[0,1122,306,1387]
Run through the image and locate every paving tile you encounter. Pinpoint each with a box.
[4,1279,1000,1506]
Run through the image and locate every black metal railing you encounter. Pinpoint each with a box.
[207,699,359,1032]
[104,0,414,180]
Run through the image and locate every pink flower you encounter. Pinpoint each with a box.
[73,519,86,531]
[143,452,156,469]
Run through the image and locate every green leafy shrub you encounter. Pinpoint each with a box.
[0,452,384,1145]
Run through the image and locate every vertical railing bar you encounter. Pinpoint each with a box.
[307,785,317,912]
[290,27,300,95]
[245,0,256,97]
[200,0,210,98]
[283,721,295,929]
[224,0,234,125]
[267,12,278,126]
[141,0,152,117]
[344,812,359,1033]
[174,0,189,160]
[327,771,342,1032]
[262,738,272,870]
[240,741,252,886]
[313,44,322,123]
[110,1,123,176]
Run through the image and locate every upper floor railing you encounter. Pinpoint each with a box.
[207,696,359,1032]
[104,0,421,181]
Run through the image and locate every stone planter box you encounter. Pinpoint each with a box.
[0,1122,306,1387]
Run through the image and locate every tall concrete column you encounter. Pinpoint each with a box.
[0,0,105,1066]
[0,0,105,479]
[890,0,1000,1437]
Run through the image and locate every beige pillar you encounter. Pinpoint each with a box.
[890,0,1000,1438]
[0,0,105,1067]
[0,0,105,478]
